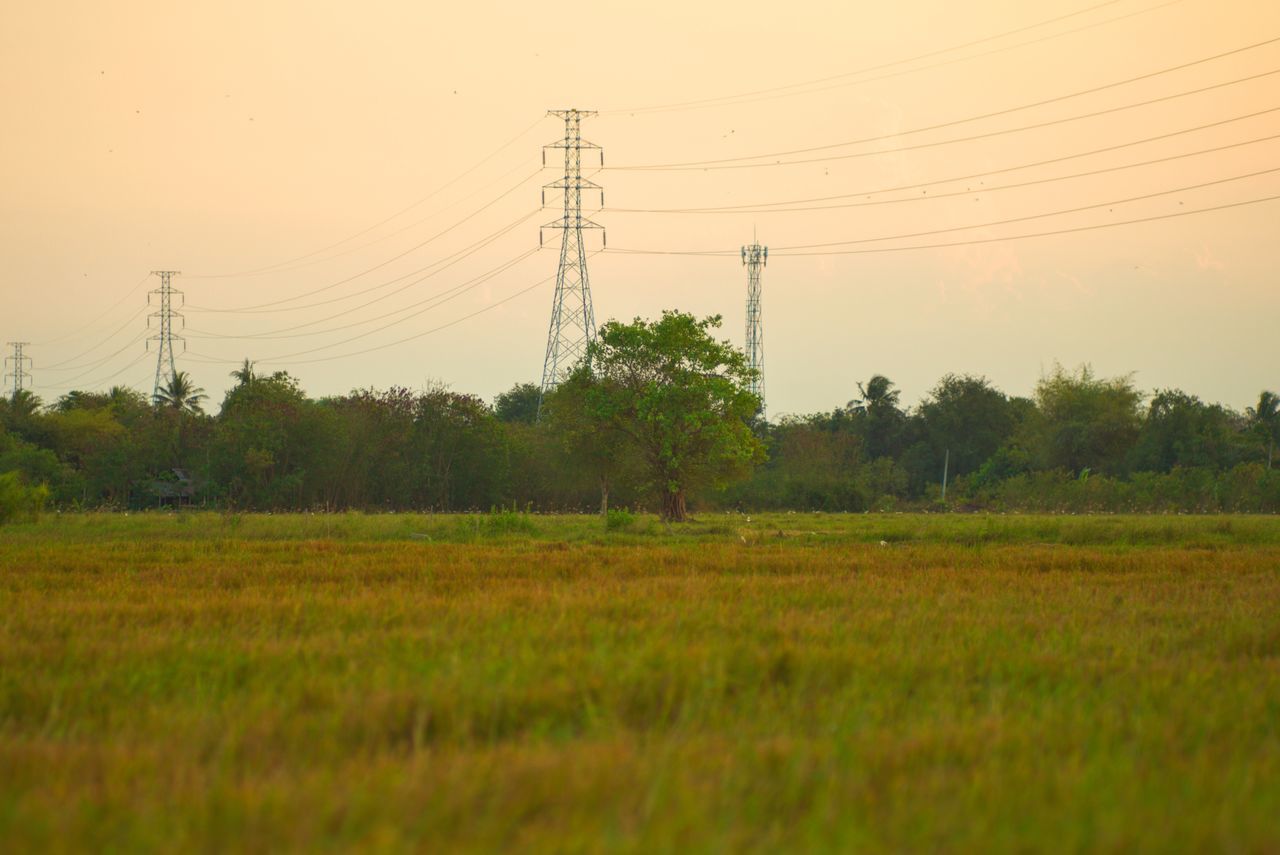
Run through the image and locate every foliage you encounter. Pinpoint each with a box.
[911,373,1018,483]
[2,343,1276,514]
[1029,364,1143,475]
[605,507,636,530]
[0,470,49,523]
[542,366,641,515]
[847,374,907,460]
[153,371,208,414]
[1129,389,1241,473]
[493,382,542,425]
[577,312,765,521]
[1247,390,1279,469]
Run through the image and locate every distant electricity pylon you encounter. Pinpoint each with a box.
[742,239,767,414]
[539,108,604,402]
[4,341,32,398]
[147,270,184,400]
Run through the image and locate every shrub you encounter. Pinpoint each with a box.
[0,471,49,524]
[605,508,635,531]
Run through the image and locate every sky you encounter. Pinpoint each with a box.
[1,0,1277,416]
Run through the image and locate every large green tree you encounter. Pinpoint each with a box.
[911,374,1017,484]
[1031,364,1143,476]
[578,312,764,522]
[1130,390,1240,473]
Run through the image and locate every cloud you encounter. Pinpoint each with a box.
[942,241,1023,292]
[930,241,1025,319]
[1194,244,1225,271]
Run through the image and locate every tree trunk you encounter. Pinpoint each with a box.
[661,489,687,523]
[599,476,609,516]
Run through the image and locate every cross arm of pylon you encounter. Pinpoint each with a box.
[543,177,604,190]
[542,215,604,230]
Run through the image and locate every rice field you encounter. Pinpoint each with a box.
[2,512,1278,851]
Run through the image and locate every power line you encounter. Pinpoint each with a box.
[605,0,1170,115]
[771,166,1280,253]
[608,190,1280,258]
[608,130,1280,216]
[38,309,151,370]
[188,116,545,279]
[37,351,153,394]
[771,192,1280,257]
[188,244,540,343]
[186,209,538,333]
[258,260,586,368]
[611,38,1280,170]
[192,248,544,365]
[609,107,1280,213]
[33,274,152,347]
[188,157,540,285]
[188,169,542,313]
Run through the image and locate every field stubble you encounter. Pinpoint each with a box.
[1,512,1278,851]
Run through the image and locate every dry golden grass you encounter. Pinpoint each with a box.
[2,512,1279,851]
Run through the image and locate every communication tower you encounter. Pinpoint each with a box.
[742,240,767,413]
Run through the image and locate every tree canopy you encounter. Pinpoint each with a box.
[574,312,765,521]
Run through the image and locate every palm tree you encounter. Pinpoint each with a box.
[1246,390,1279,469]
[153,371,207,415]
[850,374,901,414]
[230,359,256,388]
[7,388,41,419]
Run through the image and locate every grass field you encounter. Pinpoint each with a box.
[2,512,1279,852]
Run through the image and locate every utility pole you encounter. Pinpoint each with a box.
[742,238,767,414]
[539,108,604,403]
[147,270,183,401]
[4,342,32,398]
[942,448,950,503]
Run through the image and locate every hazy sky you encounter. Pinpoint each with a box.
[2,0,1277,415]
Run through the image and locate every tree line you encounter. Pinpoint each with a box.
[2,312,1278,520]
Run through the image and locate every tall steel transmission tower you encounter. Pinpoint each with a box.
[539,108,604,400]
[147,270,184,400]
[742,239,768,413]
[4,342,32,398]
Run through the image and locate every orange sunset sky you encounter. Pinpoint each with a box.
[1,0,1277,413]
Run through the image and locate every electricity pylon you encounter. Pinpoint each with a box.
[742,239,767,414]
[539,108,604,402]
[147,270,183,401]
[4,341,31,398]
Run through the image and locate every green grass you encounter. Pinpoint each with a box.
[2,512,1279,851]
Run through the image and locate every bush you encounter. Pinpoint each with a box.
[605,508,635,531]
[0,471,49,524]
[453,508,539,539]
